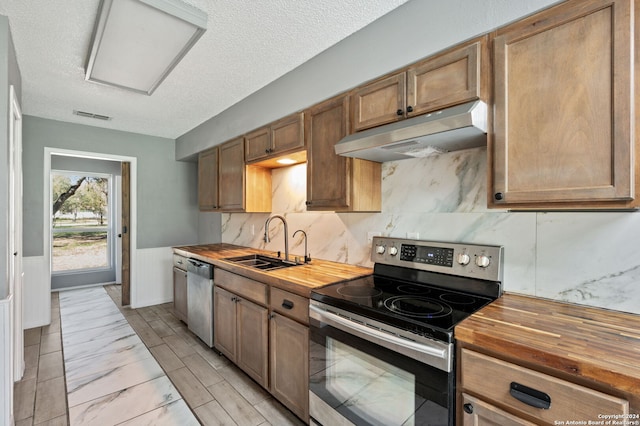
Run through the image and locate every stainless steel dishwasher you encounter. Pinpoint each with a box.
[186,259,214,347]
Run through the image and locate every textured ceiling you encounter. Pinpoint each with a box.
[0,0,409,139]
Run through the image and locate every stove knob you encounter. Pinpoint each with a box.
[475,254,491,268]
[457,253,470,265]
[389,246,398,256]
[375,244,386,255]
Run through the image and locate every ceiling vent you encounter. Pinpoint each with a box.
[73,110,112,121]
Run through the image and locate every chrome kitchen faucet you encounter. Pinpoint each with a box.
[264,215,290,263]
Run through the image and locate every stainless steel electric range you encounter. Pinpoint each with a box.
[308,236,503,426]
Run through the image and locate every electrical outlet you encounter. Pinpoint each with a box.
[367,231,382,244]
[407,232,419,239]
[251,224,255,236]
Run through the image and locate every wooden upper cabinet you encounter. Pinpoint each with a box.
[245,126,271,163]
[271,113,305,154]
[407,37,486,117]
[219,137,272,212]
[351,73,406,132]
[351,36,487,132]
[198,146,219,211]
[491,0,634,207]
[305,94,381,212]
[245,112,305,164]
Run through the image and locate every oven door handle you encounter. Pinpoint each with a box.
[310,304,451,372]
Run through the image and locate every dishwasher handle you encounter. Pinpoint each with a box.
[187,259,214,279]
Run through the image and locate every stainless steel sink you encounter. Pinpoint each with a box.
[224,254,299,271]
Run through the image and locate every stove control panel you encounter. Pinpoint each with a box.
[372,237,503,282]
[400,244,454,267]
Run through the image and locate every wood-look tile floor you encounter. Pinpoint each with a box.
[14,285,305,426]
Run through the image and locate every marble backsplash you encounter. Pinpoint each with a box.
[211,147,640,315]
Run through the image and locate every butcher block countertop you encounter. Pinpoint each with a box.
[173,243,373,298]
[456,293,640,409]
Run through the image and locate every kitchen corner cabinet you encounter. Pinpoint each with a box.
[460,348,629,425]
[490,0,635,208]
[305,94,381,212]
[350,36,488,132]
[245,112,305,164]
[198,146,219,211]
[218,137,272,212]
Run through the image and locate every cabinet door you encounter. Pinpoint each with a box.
[218,137,245,211]
[492,0,633,206]
[461,393,536,426]
[271,112,304,155]
[270,313,309,421]
[236,298,269,388]
[172,267,187,323]
[306,95,352,209]
[245,126,271,163]
[407,37,485,117]
[213,286,237,362]
[198,146,219,211]
[351,73,406,132]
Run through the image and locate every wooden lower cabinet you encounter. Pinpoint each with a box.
[461,393,536,426]
[236,296,269,387]
[459,348,629,424]
[270,312,309,421]
[172,266,187,323]
[172,254,188,323]
[214,272,310,423]
[213,286,237,361]
[213,285,269,388]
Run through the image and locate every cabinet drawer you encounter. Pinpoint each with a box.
[270,288,309,325]
[173,254,188,270]
[461,349,628,423]
[214,269,267,305]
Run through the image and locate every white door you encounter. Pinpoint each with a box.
[9,86,24,380]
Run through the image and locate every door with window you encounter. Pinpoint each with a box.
[51,170,117,289]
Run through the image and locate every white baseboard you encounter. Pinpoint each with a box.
[23,256,50,329]
[133,247,174,309]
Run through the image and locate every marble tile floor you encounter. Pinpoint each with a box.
[13,285,304,426]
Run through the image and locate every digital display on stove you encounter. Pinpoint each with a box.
[400,244,454,267]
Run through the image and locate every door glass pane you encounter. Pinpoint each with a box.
[52,172,112,273]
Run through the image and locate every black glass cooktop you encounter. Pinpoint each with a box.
[310,266,497,343]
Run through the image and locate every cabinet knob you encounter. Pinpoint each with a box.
[305,201,311,206]
[463,403,474,414]
[265,148,270,154]
[282,300,294,310]
[494,192,504,201]
[406,105,414,113]
[396,109,404,116]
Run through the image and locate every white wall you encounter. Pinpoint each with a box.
[212,149,640,316]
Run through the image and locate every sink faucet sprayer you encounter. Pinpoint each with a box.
[264,215,289,262]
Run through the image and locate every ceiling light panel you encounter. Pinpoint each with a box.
[86,0,207,95]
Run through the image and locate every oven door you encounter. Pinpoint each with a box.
[309,302,454,426]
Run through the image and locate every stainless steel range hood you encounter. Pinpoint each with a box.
[335,100,487,162]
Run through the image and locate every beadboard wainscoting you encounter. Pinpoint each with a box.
[1,295,14,426]
[213,147,640,315]
[23,256,50,329]
[134,247,174,308]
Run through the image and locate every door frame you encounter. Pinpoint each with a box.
[9,86,23,381]
[44,148,138,306]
